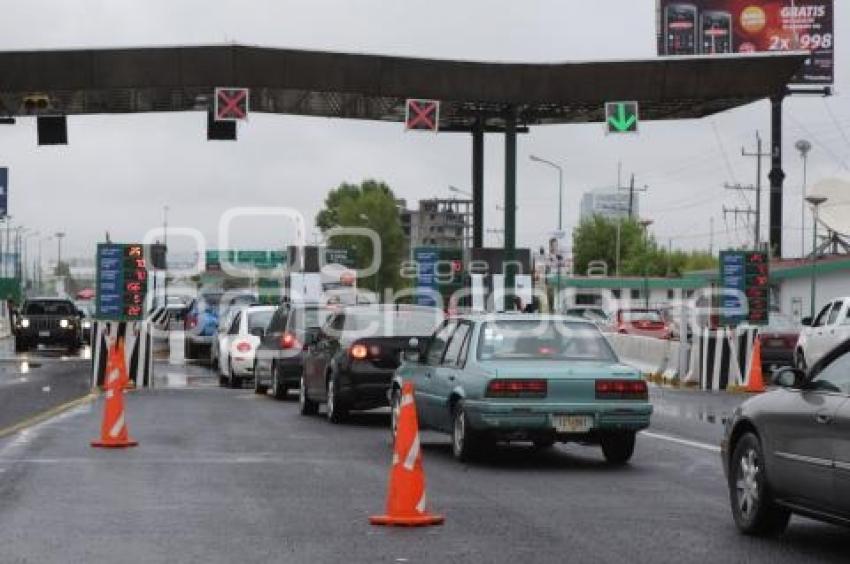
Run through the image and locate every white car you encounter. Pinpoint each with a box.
[218,305,276,388]
[795,296,850,370]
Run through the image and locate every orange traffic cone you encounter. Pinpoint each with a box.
[91,338,138,448]
[745,338,766,393]
[370,381,443,527]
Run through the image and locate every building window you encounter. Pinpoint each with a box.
[667,289,675,300]
[686,290,695,298]
[611,289,621,299]
[576,293,602,306]
[630,289,641,300]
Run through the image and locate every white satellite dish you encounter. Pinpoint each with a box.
[810,177,850,236]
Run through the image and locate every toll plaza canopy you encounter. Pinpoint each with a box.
[0,44,807,127]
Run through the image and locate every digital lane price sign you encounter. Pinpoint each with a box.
[719,250,769,326]
[96,243,149,321]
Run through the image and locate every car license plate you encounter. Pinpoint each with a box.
[768,339,785,348]
[39,330,50,338]
[553,415,593,433]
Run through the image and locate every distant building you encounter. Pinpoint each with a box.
[398,198,472,257]
[580,189,636,222]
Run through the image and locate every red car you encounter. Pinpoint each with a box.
[616,309,672,339]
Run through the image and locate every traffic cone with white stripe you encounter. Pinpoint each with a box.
[369,381,443,527]
[91,337,138,448]
[745,338,766,393]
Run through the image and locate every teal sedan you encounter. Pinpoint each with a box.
[392,314,652,464]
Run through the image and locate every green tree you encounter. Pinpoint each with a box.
[572,216,717,278]
[316,179,405,293]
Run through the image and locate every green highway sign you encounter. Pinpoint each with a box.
[205,249,288,270]
[605,101,639,134]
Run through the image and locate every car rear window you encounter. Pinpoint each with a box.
[621,310,662,322]
[303,307,331,329]
[247,310,274,332]
[478,320,616,362]
[25,301,75,315]
[343,307,442,338]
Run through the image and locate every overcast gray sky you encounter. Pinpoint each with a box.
[1,0,848,263]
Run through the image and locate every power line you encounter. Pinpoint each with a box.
[823,98,850,151]
[786,110,850,172]
[710,118,739,185]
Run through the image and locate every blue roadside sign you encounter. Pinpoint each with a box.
[414,247,439,307]
[0,167,8,217]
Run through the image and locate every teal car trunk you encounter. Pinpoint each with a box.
[393,315,653,464]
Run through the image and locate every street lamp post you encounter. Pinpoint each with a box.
[22,230,38,292]
[806,196,827,319]
[54,231,65,275]
[163,205,169,306]
[530,155,564,310]
[796,140,812,258]
[358,213,379,297]
[639,219,654,309]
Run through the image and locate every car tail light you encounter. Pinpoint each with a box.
[280,332,300,350]
[350,343,368,360]
[186,314,197,329]
[595,379,648,400]
[236,341,252,353]
[486,379,547,398]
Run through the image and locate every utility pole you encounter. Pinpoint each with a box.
[618,172,648,219]
[709,217,714,255]
[742,132,769,249]
[723,183,758,247]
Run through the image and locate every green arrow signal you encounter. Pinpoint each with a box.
[607,102,637,132]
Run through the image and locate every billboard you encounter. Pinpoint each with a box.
[657,1,834,84]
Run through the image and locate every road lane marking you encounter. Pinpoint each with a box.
[0,393,96,440]
[640,431,721,454]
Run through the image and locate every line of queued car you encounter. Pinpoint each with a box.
[207,300,653,466]
[193,295,850,533]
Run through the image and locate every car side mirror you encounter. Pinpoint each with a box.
[801,316,812,326]
[249,327,265,338]
[772,367,806,388]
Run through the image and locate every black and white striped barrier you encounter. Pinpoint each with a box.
[91,321,154,388]
[696,327,759,391]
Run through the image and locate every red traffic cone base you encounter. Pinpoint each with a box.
[369,514,444,527]
[370,381,443,527]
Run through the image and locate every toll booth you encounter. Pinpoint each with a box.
[440,248,532,313]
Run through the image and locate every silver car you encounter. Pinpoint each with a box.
[722,338,850,535]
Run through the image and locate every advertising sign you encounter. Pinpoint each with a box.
[719,250,769,326]
[96,243,149,321]
[657,1,834,84]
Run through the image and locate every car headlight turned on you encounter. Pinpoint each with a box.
[59,319,69,328]
[20,318,30,328]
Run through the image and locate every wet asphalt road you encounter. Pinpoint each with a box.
[0,339,91,434]
[0,358,846,564]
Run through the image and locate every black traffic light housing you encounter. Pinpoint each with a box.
[207,110,236,141]
[37,116,68,145]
